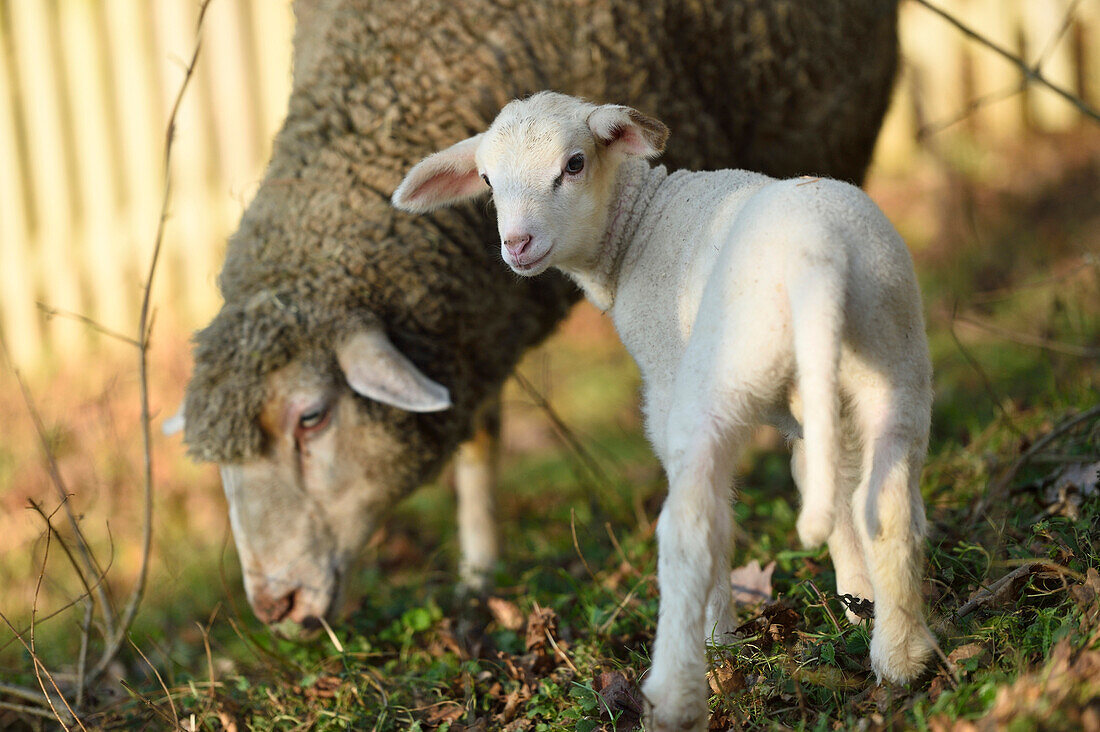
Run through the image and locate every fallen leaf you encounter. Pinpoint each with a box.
[524,604,558,654]
[948,642,991,671]
[1038,461,1099,519]
[487,597,526,632]
[729,560,775,607]
[425,702,465,726]
[592,670,643,731]
[707,662,746,696]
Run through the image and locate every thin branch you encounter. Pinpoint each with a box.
[513,371,618,495]
[0,345,117,641]
[954,314,1100,358]
[0,699,62,721]
[35,303,140,348]
[913,0,1100,125]
[129,638,182,730]
[973,405,1100,521]
[89,0,213,687]
[948,303,1023,437]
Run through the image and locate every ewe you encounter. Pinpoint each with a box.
[394,92,934,731]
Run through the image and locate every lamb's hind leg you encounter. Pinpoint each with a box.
[794,438,874,624]
[853,386,933,683]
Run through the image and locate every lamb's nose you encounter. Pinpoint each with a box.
[503,233,532,258]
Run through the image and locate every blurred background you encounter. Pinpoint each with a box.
[0,0,1097,701]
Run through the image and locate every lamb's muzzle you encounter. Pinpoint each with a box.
[395,90,935,731]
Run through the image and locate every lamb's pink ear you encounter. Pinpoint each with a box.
[587,105,669,159]
[392,133,487,213]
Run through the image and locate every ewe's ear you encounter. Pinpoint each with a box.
[162,405,186,436]
[587,105,669,159]
[392,133,487,213]
[337,327,452,412]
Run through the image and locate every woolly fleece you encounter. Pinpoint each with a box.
[184,0,899,476]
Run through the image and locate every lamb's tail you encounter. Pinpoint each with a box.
[789,263,845,548]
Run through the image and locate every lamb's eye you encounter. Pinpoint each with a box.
[565,153,585,175]
[480,173,491,189]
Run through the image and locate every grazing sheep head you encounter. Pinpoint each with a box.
[393,92,668,278]
[174,320,454,635]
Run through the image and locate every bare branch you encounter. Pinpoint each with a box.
[954,314,1100,358]
[913,0,1100,126]
[35,303,140,348]
[89,0,214,688]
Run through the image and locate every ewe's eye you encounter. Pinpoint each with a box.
[297,406,331,435]
[565,153,585,175]
[480,173,491,189]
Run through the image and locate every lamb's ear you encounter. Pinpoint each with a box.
[337,327,452,412]
[587,105,669,159]
[392,133,487,213]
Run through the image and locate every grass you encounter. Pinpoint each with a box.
[1,126,1098,730]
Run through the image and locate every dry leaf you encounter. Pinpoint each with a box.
[707,662,747,696]
[729,560,775,607]
[488,597,525,632]
[524,604,558,654]
[592,670,643,731]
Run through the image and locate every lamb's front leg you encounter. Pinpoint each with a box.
[643,430,742,732]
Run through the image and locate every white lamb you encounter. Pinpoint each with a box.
[392,91,934,731]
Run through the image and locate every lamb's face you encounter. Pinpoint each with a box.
[391,91,668,278]
[475,96,617,276]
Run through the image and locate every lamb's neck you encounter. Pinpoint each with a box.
[565,159,668,311]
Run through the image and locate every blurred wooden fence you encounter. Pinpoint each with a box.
[0,0,1096,368]
[0,0,293,367]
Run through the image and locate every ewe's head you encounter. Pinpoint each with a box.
[393,92,668,276]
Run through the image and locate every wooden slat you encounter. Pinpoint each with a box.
[7,0,84,357]
[59,0,133,336]
[0,6,41,365]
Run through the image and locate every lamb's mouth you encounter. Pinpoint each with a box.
[511,247,552,274]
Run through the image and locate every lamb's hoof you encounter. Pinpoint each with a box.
[642,675,709,732]
[796,509,833,548]
[870,623,934,685]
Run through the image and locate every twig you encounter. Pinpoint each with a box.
[967,257,1096,306]
[513,371,618,495]
[544,628,579,675]
[806,581,842,636]
[954,563,1038,619]
[954,314,1100,358]
[30,512,84,730]
[35,303,140,348]
[948,302,1022,437]
[974,404,1100,521]
[25,499,101,700]
[919,0,1085,137]
[913,0,1100,125]
[130,638,182,730]
[89,0,213,688]
[0,347,118,642]
[569,509,598,583]
[0,699,63,721]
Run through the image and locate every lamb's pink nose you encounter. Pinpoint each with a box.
[504,233,532,258]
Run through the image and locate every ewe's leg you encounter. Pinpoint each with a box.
[853,389,933,683]
[793,438,874,623]
[455,401,500,594]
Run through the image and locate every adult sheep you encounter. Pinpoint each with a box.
[176,0,901,632]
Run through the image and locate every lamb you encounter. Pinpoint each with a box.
[176,0,903,633]
[392,91,934,731]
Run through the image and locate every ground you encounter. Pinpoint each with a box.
[0,127,1097,731]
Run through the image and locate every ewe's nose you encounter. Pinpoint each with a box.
[503,233,532,258]
[251,586,323,630]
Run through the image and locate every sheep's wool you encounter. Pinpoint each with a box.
[183,0,900,466]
